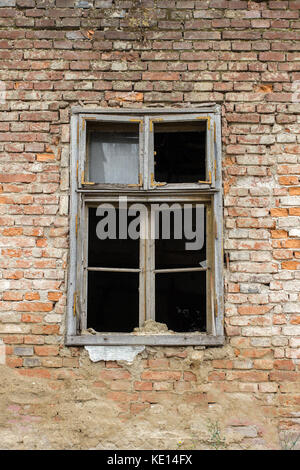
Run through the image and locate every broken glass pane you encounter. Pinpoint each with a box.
[88,207,140,269]
[154,121,206,184]
[155,271,206,332]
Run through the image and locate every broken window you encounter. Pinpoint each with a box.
[154,121,206,184]
[67,109,223,346]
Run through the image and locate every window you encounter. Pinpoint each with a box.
[67,107,224,346]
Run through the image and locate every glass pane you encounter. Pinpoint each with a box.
[87,271,139,333]
[155,271,206,332]
[88,207,139,269]
[87,122,139,184]
[155,206,206,269]
[154,121,206,183]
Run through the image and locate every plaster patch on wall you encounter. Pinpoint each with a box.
[85,345,145,362]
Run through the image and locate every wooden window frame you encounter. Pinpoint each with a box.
[147,114,215,190]
[66,106,224,347]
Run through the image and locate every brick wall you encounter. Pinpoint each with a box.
[0,0,299,450]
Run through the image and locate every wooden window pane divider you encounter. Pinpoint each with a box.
[86,267,141,273]
[154,267,208,274]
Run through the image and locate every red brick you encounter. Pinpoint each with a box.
[147,359,169,368]
[18,368,52,379]
[282,261,300,270]
[31,325,60,335]
[142,72,180,81]
[238,306,272,315]
[24,292,40,301]
[34,346,59,356]
[270,371,300,382]
[2,335,24,344]
[274,360,295,370]
[6,357,23,368]
[15,302,53,312]
[227,371,269,382]
[0,174,36,183]
[21,314,43,323]
[24,335,45,345]
[141,371,181,381]
[134,381,153,391]
[110,380,132,391]
[289,187,300,196]
[47,292,63,301]
[208,371,226,381]
[105,91,143,102]
[3,291,23,301]
[240,349,273,359]
[271,230,288,238]
[212,360,233,369]
[183,371,197,381]
[99,370,131,380]
[270,208,289,217]
[130,403,150,414]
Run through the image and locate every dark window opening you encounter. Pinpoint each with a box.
[154,121,206,184]
[155,206,207,270]
[87,206,140,333]
[155,271,206,332]
[87,271,139,333]
[88,207,139,269]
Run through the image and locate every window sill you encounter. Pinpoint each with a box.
[65,334,225,347]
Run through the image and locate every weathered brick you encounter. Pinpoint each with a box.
[15,302,53,312]
[34,345,59,356]
[14,346,33,356]
[0,0,298,450]
[141,371,181,381]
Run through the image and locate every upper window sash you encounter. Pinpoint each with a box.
[78,114,144,190]
[78,113,216,191]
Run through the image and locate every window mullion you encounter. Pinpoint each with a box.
[206,203,215,336]
[145,206,155,321]
[143,116,150,190]
[76,196,88,331]
[139,211,146,327]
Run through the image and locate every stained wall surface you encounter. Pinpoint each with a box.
[0,0,299,450]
